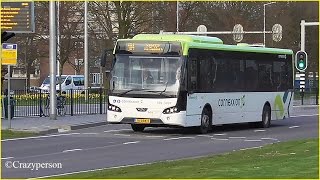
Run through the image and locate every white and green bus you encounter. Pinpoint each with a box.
[106,34,294,133]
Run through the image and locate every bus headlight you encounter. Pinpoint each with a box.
[108,104,122,112]
[163,106,179,114]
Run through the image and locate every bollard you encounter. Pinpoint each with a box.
[300,87,304,105]
[71,89,74,116]
[316,87,319,105]
[99,87,103,114]
[39,89,43,117]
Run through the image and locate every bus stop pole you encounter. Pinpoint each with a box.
[7,65,11,129]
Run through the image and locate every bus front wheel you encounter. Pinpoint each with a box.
[131,124,145,132]
[260,105,271,128]
[198,108,212,134]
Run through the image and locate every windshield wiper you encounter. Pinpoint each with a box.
[159,81,169,97]
[117,89,141,96]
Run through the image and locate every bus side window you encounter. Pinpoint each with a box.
[188,58,198,93]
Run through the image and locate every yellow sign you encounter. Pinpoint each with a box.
[1,43,17,65]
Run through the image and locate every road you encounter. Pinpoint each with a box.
[1,114,318,178]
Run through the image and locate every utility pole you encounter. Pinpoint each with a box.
[49,1,57,120]
[84,1,89,100]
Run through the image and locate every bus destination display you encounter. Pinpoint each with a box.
[117,41,181,55]
[1,2,35,33]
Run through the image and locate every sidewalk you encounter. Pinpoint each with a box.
[1,114,107,134]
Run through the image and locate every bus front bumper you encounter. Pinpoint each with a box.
[107,110,187,127]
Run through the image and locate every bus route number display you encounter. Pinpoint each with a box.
[127,43,164,53]
[118,41,181,55]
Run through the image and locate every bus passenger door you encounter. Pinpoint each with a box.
[186,57,202,119]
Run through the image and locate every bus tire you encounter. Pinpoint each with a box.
[260,105,271,128]
[131,124,145,132]
[198,108,211,134]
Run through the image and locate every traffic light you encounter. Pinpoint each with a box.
[1,31,15,43]
[295,50,308,72]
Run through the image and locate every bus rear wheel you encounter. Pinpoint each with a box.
[131,124,145,132]
[260,105,271,128]
[198,108,212,134]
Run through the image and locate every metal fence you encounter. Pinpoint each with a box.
[1,88,108,118]
[2,87,318,118]
[293,88,319,106]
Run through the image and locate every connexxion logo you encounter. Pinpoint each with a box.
[218,95,245,108]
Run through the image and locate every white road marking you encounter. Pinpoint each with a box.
[123,141,140,145]
[261,137,278,141]
[2,133,81,142]
[289,126,300,129]
[197,135,213,138]
[81,133,98,135]
[31,162,155,179]
[113,133,131,137]
[239,146,263,151]
[163,137,195,141]
[244,139,262,142]
[213,133,226,136]
[62,149,82,153]
[290,114,318,118]
[145,135,165,138]
[104,129,131,133]
[254,130,266,132]
[293,105,319,108]
[228,136,246,139]
[1,157,14,160]
[211,138,229,141]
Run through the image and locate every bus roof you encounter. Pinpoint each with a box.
[118,34,293,55]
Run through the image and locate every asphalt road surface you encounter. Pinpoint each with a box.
[1,114,318,178]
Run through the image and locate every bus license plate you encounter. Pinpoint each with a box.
[135,119,151,124]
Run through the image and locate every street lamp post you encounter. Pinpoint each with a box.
[263,2,275,46]
[176,1,179,32]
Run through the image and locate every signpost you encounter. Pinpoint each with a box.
[1,43,17,129]
[1,1,35,33]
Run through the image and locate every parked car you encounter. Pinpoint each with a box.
[39,75,85,94]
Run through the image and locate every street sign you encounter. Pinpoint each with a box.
[233,24,244,42]
[1,43,18,65]
[1,1,35,33]
[272,24,282,42]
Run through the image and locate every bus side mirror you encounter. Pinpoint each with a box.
[100,49,107,67]
[100,49,114,68]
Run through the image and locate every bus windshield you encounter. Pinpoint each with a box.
[110,55,183,96]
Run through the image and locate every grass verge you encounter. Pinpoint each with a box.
[55,138,319,179]
[1,129,39,140]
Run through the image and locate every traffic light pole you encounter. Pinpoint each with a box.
[299,20,319,92]
[300,20,319,52]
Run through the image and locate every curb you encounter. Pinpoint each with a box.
[4,121,108,135]
[3,128,59,135]
[293,105,319,110]
[58,121,108,131]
